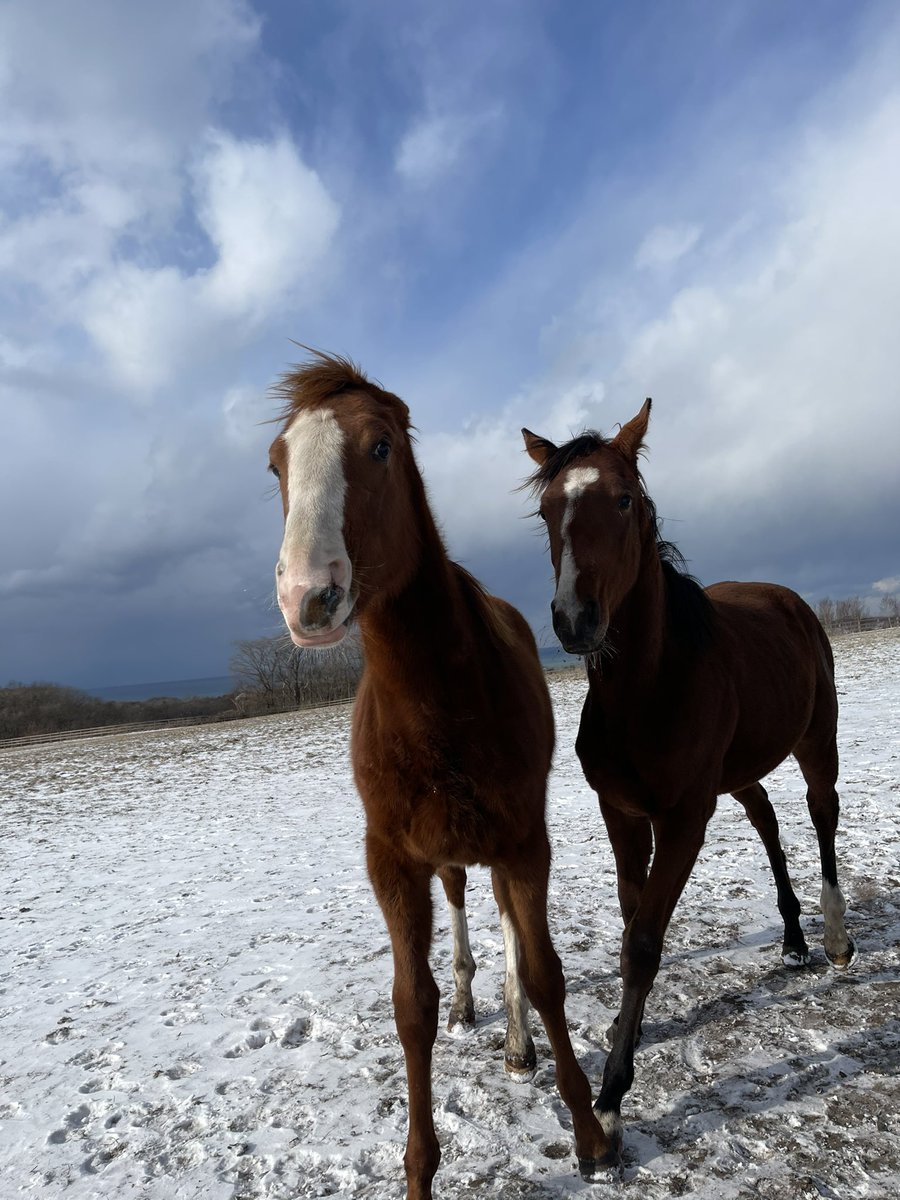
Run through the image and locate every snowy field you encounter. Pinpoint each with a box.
[2,630,899,1199]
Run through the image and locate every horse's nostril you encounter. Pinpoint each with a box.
[321,583,343,617]
[300,583,345,630]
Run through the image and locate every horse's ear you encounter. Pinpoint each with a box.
[522,428,557,466]
[613,398,652,463]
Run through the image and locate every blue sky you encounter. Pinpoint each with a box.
[2,0,899,688]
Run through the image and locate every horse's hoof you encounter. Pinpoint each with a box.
[782,946,811,968]
[580,1108,624,1178]
[504,1044,537,1082]
[447,1007,476,1035]
[578,1141,623,1181]
[826,936,858,969]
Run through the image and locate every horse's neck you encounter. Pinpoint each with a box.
[590,549,667,699]
[359,516,477,704]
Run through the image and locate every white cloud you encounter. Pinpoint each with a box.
[222,384,267,449]
[395,108,500,186]
[0,2,340,394]
[79,132,339,391]
[635,222,702,270]
[82,265,202,393]
[198,132,340,318]
[0,0,258,178]
[599,93,900,555]
[873,576,900,595]
[399,85,900,598]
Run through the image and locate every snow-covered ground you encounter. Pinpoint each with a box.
[2,630,899,1199]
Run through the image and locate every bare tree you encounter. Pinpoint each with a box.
[834,595,865,632]
[816,596,836,631]
[880,594,900,627]
[229,637,285,708]
[230,633,363,711]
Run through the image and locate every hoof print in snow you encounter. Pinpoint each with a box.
[541,1140,570,1160]
[281,1016,311,1047]
[48,1102,93,1144]
[158,1061,200,1080]
[224,1030,271,1058]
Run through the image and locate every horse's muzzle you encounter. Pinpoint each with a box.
[552,597,604,655]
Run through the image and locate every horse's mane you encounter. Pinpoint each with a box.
[451,562,517,649]
[528,430,715,652]
[271,349,410,428]
[526,432,609,487]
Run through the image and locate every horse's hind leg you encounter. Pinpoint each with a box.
[732,783,809,966]
[491,869,536,1078]
[794,732,856,967]
[494,838,617,1176]
[436,865,476,1030]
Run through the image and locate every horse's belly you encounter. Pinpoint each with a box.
[719,704,812,793]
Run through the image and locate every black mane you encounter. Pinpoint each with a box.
[527,431,610,487]
[529,430,715,652]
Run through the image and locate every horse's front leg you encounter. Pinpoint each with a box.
[596,801,712,1151]
[598,798,653,1046]
[436,864,476,1030]
[491,868,536,1078]
[367,834,439,1200]
[598,797,653,928]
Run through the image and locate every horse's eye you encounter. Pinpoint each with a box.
[618,494,632,511]
[268,463,280,480]
[538,509,546,522]
[372,439,391,462]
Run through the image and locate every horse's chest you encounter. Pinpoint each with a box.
[352,728,502,862]
[576,708,660,814]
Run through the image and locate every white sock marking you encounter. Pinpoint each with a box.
[501,912,531,1060]
[449,904,475,995]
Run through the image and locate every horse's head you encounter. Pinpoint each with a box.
[522,399,653,655]
[268,353,417,648]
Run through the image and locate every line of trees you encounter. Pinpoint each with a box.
[0,684,234,741]
[1,635,365,741]
[815,594,900,633]
[229,633,363,715]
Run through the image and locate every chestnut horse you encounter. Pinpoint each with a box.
[267,352,615,1198]
[523,399,855,1163]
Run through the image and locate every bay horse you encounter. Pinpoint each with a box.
[267,351,616,1198]
[522,399,855,1164]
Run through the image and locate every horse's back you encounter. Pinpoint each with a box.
[706,581,833,676]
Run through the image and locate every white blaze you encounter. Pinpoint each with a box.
[277,407,352,632]
[555,466,600,622]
